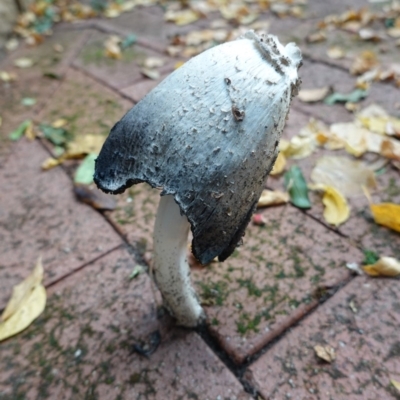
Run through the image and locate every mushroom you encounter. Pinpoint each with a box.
[94,31,302,327]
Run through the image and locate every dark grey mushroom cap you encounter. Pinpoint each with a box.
[94,32,301,265]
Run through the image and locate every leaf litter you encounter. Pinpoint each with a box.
[0,258,46,342]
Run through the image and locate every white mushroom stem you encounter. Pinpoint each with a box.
[152,194,204,327]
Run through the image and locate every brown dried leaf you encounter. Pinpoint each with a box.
[350,50,378,75]
[306,31,326,43]
[314,345,336,363]
[74,184,117,211]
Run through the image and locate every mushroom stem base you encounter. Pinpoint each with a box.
[152,195,204,327]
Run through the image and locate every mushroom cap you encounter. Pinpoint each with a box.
[94,31,302,265]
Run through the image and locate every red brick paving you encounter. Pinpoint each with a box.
[246,276,400,400]
[1,1,399,398]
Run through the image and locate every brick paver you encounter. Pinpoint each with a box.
[0,139,122,308]
[245,276,400,400]
[0,248,250,399]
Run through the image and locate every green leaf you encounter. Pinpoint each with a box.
[39,123,71,146]
[121,34,137,50]
[284,166,311,209]
[9,120,31,141]
[324,89,367,105]
[129,265,145,280]
[74,153,97,185]
[21,97,36,106]
[363,249,379,265]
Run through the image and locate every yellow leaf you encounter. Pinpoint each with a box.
[370,203,400,233]
[164,9,199,26]
[391,379,400,392]
[327,46,345,59]
[312,185,350,226]
[41,157,62,170]
[257,189,289,208]
[281,135,316,159]
[1,257,43,322]
[311,156,376,197]
[66,134,105,158]
[52,118,68,128]
[270,152,286,175]
[25,122,35,140]
[104,36,122,59]
[0,285,46,341]
[314,345,335,362]
[363,257,400,277]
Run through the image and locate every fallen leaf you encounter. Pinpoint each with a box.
[324,89,368,105]
[270,152,286,175]
[311,184,350,226]
[73,184,117,211]
[120,34,137,50]
[0,71,17,82]
[257,189,289,208]
[41,157,62,170]
[363,257,400,277]
[129,265,145,280]
[143,57,164,69]
[104,35,122,59]
[311,156,376,197]
[74,153,97,185]
[359,28,383,41]
[140,68,160,80]
[327,46,345,59]
[0,258,46,342]
[9,120,32,141]
[387,28,400,38]
[164,9,200,26]
[66,134,105,157]
[53,43,64,53]
[349,300,358,313]
[14,57,34,68]
[5,38,19,51]
[370,203,400,233]
[314,345,336,363]
[52,118,68,128]
[2,257,43,321]
[21,97,36,106]
[329,122,368,157]
[391,379,400,392]
[40,123,71,146]
[306,31,326,43]
[284,166,311,209]
[350,50,378,75]
[298,86,332,103]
